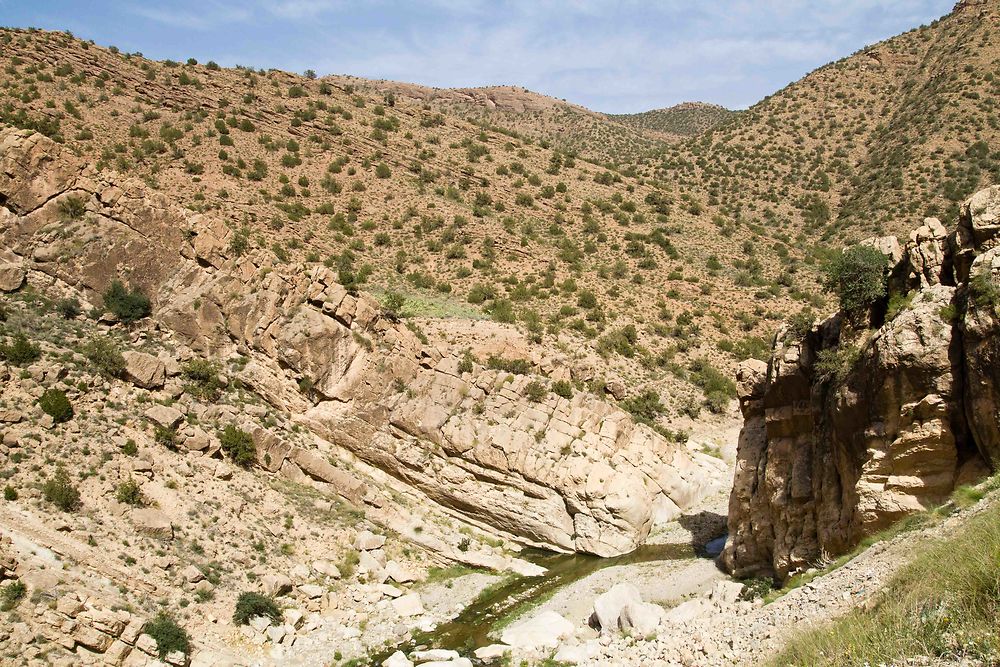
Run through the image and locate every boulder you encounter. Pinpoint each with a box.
[123,351,166,389]
[382,652,413,667]
[499,610,573,649]
[261,573,293,597]
[355,529,386,551]
[591,582,641,634]
[619,600,663,635]
[130,508,173,539]
[144,405,183,429]
[0,261,25,292]
[411,649,460,662]
[391,593,424,617]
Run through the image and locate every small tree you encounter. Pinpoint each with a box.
[0,333,41,365]
[114,478,146,506]
[39,389,73,423]
[233,592,281,625]
[524,381,546,403]
[143,612,191,659]
[822,245,888,321]
[182,358,223,400]
[42,467,81,511]
[381,291,405,321]
[102,281,151,324]
[219,425,256,468]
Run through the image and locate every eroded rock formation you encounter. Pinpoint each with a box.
[0,127,724,557]
[723,189,1000,579]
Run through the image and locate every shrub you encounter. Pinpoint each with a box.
[83,336,125,377]
[552,380,573,399]
[0,333,41,365]
[39,389,73,423]
[122,439,139,456]
[143,612,191,659]
[822,245,888,321]
[233,592,281,626]
[154,425,178,449]
[102,281,151,324]
[3,485,17,501]
[0,580,26,611]
[219,425,255,468]
[114,478,146,506]
[57,195,87,220]
[524,381,546,402]
[814,344,860,384]
[182,359,223,400]
[969,271,1000,311]
[688,358,737,413]
[621,390,666,424]
[486,356,533,375]
[56,298,81,319]
[42,467,81,511]
[375,162,391,178]
[381,291,406,320]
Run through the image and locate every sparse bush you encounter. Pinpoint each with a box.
[381,291,406,320]
[219,425,255,468]
[689,358,737,413]
[83,336,125,377]
[552,380,573,399]
[57,195,87,221]
[814,344,860,384]
[0,333,41,365]
[182,358,223,400]
[114,478,146,506]
[143,612,191,659]
[621,390,666,424]
[42,467,81,511]
[740,577,775,601]
[56,298,81,319]
[524,380,546,402]
[102,281,151,324]
[0,580,26,611]
[487,356,533,375]
[233,592,281,626]
[39,389,73,423]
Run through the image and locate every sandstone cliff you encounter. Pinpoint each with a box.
[0,126,725,558]
[722,188,1000,579]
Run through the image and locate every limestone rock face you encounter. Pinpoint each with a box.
[723,191,1000,580]
[0,126,725,557]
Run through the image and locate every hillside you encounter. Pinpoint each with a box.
[609,102,738,140]
[325,77,670,164]
[0,27,816,424]
[656,0,1000,245]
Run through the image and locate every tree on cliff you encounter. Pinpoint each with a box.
[823,245,888,322]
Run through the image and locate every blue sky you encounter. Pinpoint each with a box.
[0,1,953,113]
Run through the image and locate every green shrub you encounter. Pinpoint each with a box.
[102,281,151,324]
[56,297,81,319]
[154,425,178,449]
[233,592,281,626]
[524,381,546,402]
[814,344,860,384]
[375,162,391,178]
[182,359,223,400]
[0,333,41,365]
[122,439,138,456]
[739,576,775,601]
[688,358,737,413]
[143,612,191,659]
[57,195,87,220]
[3,485,17,501]
[39,389,73,423]
[219,425,256,468]
[42,467,81,511]
[381,291,406,320]
[0,580,26,611]
[822,245,888,321]
[83,336,125,377]
[114,478,146,506]
[969,271,1000,312]
[552,380,573,399]
[621,390,666,424]
[486,356,532,375]
[784,309,816,343]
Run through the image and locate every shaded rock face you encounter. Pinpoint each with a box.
[0,127,724,556]
[723,189,1000,580]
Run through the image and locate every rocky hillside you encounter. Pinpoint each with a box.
[723,186,1000,580]
[656,0,1000,245]
[0,27,811,423]
[609,102,738,140]
[325,78,668,164]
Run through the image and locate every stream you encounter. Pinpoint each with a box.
[369,541,711,664]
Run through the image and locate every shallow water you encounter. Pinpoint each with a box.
[369,542,698,664]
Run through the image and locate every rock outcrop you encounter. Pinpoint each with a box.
[723,188,1000,579]
[0,127,724,557]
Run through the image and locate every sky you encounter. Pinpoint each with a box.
[0,1,955,114]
